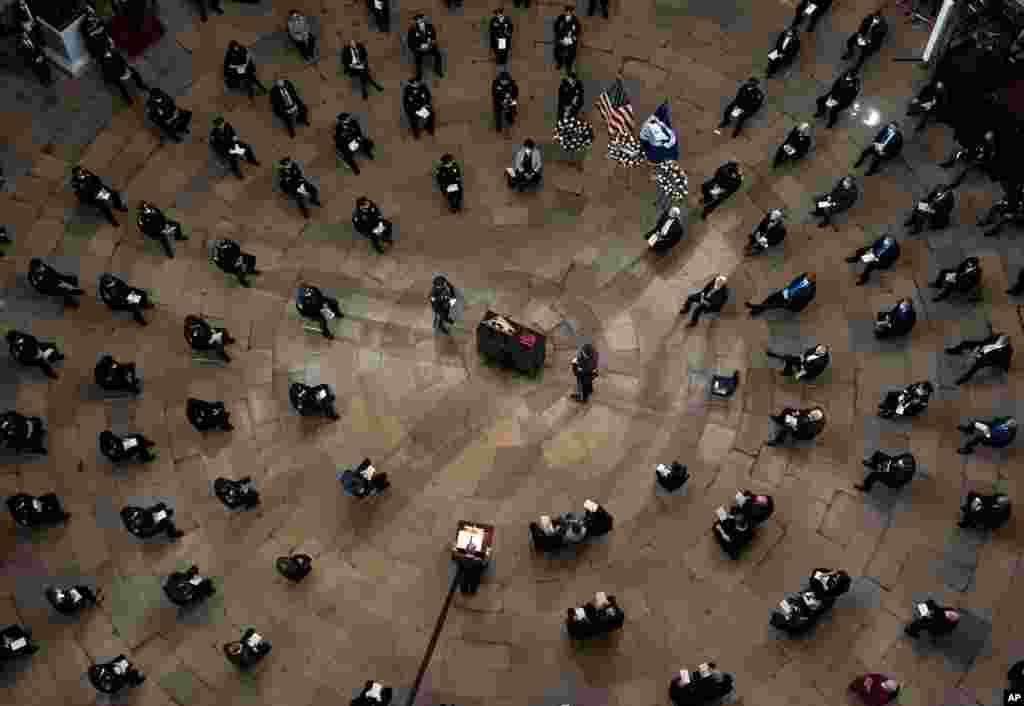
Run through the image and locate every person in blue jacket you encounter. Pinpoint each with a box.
[875,297,915,338]
[746,272,816,316]
[957,416,1017,454]
[845,235,900,285]
[853,121,903,176]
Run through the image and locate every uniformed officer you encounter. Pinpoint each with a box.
[352,197,392,253]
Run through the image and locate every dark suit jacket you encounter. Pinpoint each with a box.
[554,14,580,42]
[407,23,437,54]
[342,44,369,73]
[271,80,303,116]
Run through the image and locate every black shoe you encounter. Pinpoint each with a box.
[957,424,973,433]
[853,483,868,491]
[956,447,971,455]
[855,276,868,286]
[845,255,859,263]
[862,459,873,468]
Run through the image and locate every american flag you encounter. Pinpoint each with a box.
[596,78,635,136]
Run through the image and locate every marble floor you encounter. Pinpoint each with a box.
[1,1,1023,705]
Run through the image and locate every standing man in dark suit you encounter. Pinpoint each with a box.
[343,39,383,100]
[554,6,581,72]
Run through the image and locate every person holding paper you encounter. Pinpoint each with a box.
[773,123,812,167]
[136,200,188,258]
[874,298,916,339]
[842,12,887,72]
[745,209,786,255]
[0,411,47,456]
[958,492,1012,528]
[120,502,184,539]
[187,399,234,432]
[335,113,376,175]
[845,235,899,285]
[791,0,832,32]
[210,117,260,178]
[746,272,816,316]
[164,565,215,605]
[656,462,689,491]
[645,206,685,254]
[71,166,129,227]
[295,284,344,339]
[403,78,436,138]
[290,383,341,419]
[717,78,764,138]
[407,14,443,80]
[99,273,153,326]
[669,662,733,706]
[100,430,157,463]
[493,71,520,132]
[554,5,581,71]
[277,157,321,218]
[699,162,743,219]
[945,329,1012,385]
[929,256,981,303]
[904,599,959,638]
[853,121,904,176]
[766,407,825,446]
[490,8,514,64]
[855,451,916,492]
[814,70,860,129]
[225,628,272,667]
[223,41,266,99]
[352,197,393,253]
[435,154,463,213]
[766,28,800,77]
[766,344,830,382]
[904,183,955,233]
[343,38,383,100]
[340,458,390,498]
[810,176,858,228]
[184,315,237,362]
[6,330,64,379]
[210,238,261,287]
[507,139,543,191]
[877,381,933,419]
[145,87,192,143]
[680,275,729,327]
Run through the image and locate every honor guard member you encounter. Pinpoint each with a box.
[352,197,393,253]
[99,46,149,103]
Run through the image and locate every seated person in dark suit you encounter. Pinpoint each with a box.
[680,274,728,327]
[904,599,959,638]
[846,236,899,285]
[766,406,825,446]
[855,451,915,492]
[766,343,830,381]
[746,272,816,316]
[874,297,915,338]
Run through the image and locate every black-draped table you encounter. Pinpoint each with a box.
[476,310,546,375]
